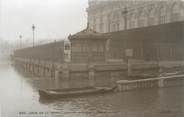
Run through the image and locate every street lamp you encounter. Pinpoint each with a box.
[19,35,22,48]
[32,24,35,47]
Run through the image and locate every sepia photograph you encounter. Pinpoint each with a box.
[0,0,184,116]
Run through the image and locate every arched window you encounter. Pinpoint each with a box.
[137,9,145,27]
[148,8,155,25]
[128,11,137,29]
[171,3,180,22]
[107,14,111,32]
[93,16,96,31]
[111,12,120,32]
[99,16,104,32]
[159,6,166,24]
[128,13,133,29]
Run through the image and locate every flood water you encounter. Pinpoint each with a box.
[0,60,184,117]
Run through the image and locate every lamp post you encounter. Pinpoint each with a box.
[32,24,35,47]
[19,35,22,48]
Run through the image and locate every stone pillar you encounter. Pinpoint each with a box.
[54,70,60,88]
[40,66,44,77]
[158,79,164,87]
[24,63,26,72]
[28,63,31,72]
[45,68,49,78]
[51,64,55,78]
[30,64,33,73]
[117,84,122,92]
[26,63,29,72]
[37,65,39,76]
[43,67,46,77]
[23,63,26,72]
[127,59,132,76]
[23,63,27,72]
[47,62,53,78]
[34,65,37,75]
[88,64,95,87]
[32,64,35,75]
[62,64,69,80]
[55,70,60,80]
[48,66,53,78]
[62,64,70,88]
[111,72,119,86]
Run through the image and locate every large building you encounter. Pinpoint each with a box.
[87,0,184,33]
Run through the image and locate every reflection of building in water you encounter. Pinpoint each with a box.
[87,0,184,33]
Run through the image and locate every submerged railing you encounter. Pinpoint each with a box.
[117,74,184,91]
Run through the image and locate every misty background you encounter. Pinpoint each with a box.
[0,0,88,46]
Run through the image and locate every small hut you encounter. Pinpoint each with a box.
[68,27,109,63]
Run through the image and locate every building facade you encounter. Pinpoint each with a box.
[87,0,184,33]
[107,21,184,62]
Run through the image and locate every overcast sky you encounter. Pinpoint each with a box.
[0,0,88,43]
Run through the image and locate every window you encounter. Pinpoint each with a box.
[160,16,166,24]
[100,23,104,32]
[138,9,145,27]
[128,13,132,28]
[148,8,155,25]
[171,3,180,22]
[107,14,111,32]
[99,16,104,32]
[112,12,120,32]
[93,18,96,31]
[159,6,166,24]
[128,13,135,28]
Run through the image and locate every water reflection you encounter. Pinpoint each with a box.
[0,61,183,117]
[0,62,52,117]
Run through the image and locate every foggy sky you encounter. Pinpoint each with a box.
[1,0,88,44]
